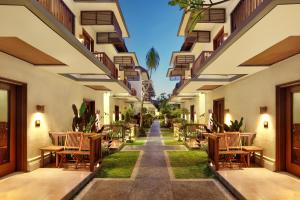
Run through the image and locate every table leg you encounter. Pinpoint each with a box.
[247,153,250,167]
[56,153,59,168]
[260,151,264,167]
[41,150,44,168]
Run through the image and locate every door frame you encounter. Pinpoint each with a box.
[276,80,300,175]
[0,77,27,174]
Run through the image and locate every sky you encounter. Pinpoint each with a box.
[119,0,184,97]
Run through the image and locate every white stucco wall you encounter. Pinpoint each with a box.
[205,54,300,171]
[0,52,104,171]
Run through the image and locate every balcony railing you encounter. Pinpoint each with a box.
[181,31,211,51]
[96,32,128,52]
[37,0,75,34]
[93,52,118,79]
[231,0,265,32]
[123,78,132,90]
[173,78,186,95]
[191,51,213,77]
[131,88,137,96]
[81,11,122,36]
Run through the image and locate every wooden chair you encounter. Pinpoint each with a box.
[57,132,82,168]
[219,132,249,168]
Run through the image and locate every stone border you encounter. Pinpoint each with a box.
[74,150,143,199]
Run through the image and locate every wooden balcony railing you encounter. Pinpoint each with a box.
[96,32,128,52]
[123,78,132,90]
[131,88,137,96]
[94,52,118,79]
[181,31,211,51]
[36,0,75,34]
[173,78,186,95]
[191,51,213,77]
[81,11,122,36]
[231,0,265,32]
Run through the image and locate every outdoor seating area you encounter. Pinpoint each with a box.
[208,132,263,170]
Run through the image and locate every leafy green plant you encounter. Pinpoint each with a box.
[72,100,95,132]
[84,115,95,133]
[224,117,244,132]
[168,0,231,32]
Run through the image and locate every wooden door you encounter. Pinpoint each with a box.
[0,82,16,177]
[213,98,225,132]
[286,85,300,176]
[115,106,120,121]
[190,105,195,123]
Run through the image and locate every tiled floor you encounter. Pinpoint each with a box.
[0,168,91,200]
[218,168,300,200]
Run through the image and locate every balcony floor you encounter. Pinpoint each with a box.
[217,168,300,200]
[0,168,92,200]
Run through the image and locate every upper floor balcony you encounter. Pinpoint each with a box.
[97,32,128,52]
[114,56,135,70]
[37,0,75,34]
[191,51,213,78]
[93,52,118,79]
[172,78,187,96]
[81,11,122,35]
[181,31,210,51]
[231,0,265,33]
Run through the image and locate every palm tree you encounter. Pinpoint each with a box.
[146,47,160,79]
[138,48,160,133]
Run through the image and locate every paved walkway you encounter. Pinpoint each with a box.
[76,121,233,200]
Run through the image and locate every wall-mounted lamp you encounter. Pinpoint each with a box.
[224,109,230,113]
[36,105,45,113]
[264,121,269,128]
[35,120,41,127]
[260,106,268,114]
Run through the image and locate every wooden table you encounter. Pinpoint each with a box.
[40,146,64,167]
[242,146,264,167]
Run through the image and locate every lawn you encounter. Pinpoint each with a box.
[96,151,140,178]
[163,139,184,145]
[125,139,145,146]
[167,150,213,179]
[160,129,174,138]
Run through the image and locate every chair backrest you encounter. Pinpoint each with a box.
[225,132,242,150]
[64,132,82,150]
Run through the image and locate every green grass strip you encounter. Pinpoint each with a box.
[125,140,145,146]
[163,140,184,145]
[167,150,213,179]
[96,151,140,178]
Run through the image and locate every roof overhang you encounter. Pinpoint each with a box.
[0,2,113,76]
[175,1,300,94]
